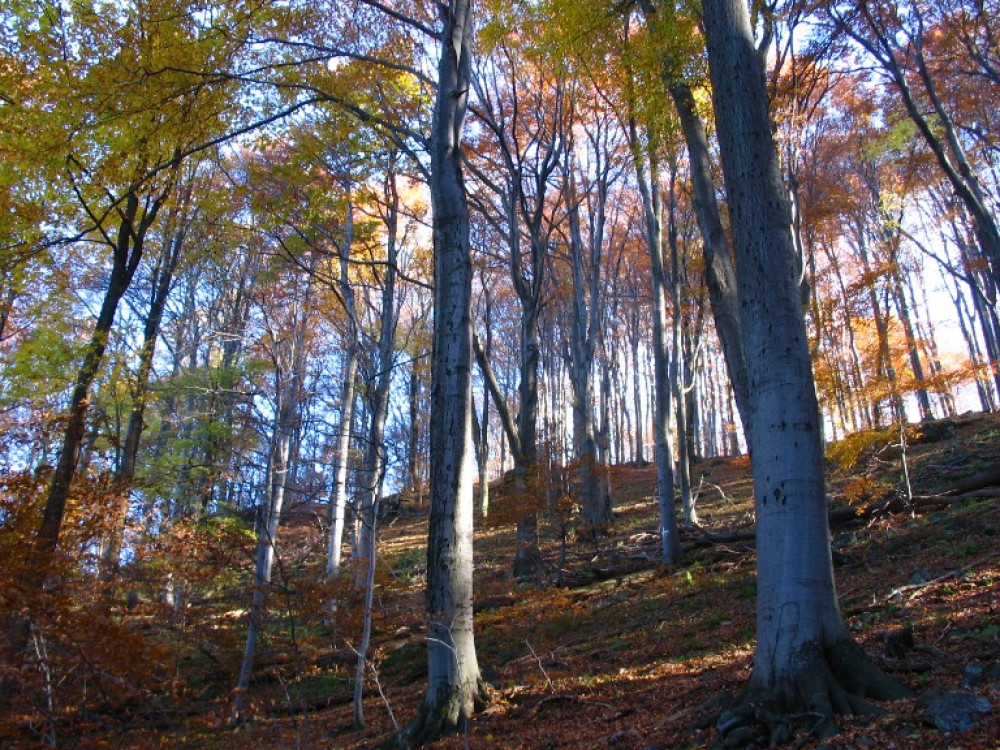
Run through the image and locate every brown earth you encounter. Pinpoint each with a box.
[6,412,1000,749]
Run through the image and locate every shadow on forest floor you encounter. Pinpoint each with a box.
[3,413,999,749]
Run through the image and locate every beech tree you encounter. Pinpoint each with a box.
[700,0,911,738]
[398,0,488,743]
[468,23,569,575]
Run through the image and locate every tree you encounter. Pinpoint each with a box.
[699,0,911,739]
[234,251,315,718]
[398,0,488,743]
[99,171,199,586]
[468,26,569,574]
[561,97,622,533]
[832,0,1000,298]
[625,100,681,563]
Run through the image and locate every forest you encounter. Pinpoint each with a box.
[1,0,999,746]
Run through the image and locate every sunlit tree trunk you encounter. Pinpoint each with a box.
[627,117,680,564]
[327,195,358,579]
[399,2,486,742]
[702,0,910,734]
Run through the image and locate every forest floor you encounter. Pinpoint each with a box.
[6,412,1000,749]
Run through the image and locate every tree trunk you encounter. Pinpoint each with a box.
[399,2,486,743]
[100,199,189,584]
[564,153,611,533]
[477,289,491,518]
[667,82,751,436]
[8,190,163,658]
[701,0,910,737]
[628,119,681,564]
[328,195,359,579]
[355,167,400,584]
[234,275,312,718]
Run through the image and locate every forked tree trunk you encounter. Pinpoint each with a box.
[6,189,165,658]
[564,156,611,533]
[399,1,486,743]
[101,199,189,585]
[702,0,911,738]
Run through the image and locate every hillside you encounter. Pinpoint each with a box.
[6,412,1000,749]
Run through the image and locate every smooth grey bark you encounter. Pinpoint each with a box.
[327,196,359,579]
[563,139,613,532]
[476,285,492,518]
[628,291,645,464]
[634,0,751,435]
[667,164,696,526]
[399,1,486,743]
[234,274,312,718]
[354,167,401,583]
[627,117,680,564]
[667,82,751,435]
[353,168,401,723]
[702,0,910,735]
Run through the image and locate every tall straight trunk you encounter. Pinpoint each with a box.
[702,0,909,735]
[354,168,401,583]
[353,168,401,724]
[477,292,492,518]
[400,2,485,743]
[598,345,611,465]
[327,354,357,577]
[667,81,751,434]
[327,197,359,579]
[636,0,750,437]
[667,165,695,526]
[630,299,645,463]
[234,277,312,718]
[564,155,611,532]
[628,119,680,564]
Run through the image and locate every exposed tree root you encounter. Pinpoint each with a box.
[395,679,490,749]
[713,640,913,748]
